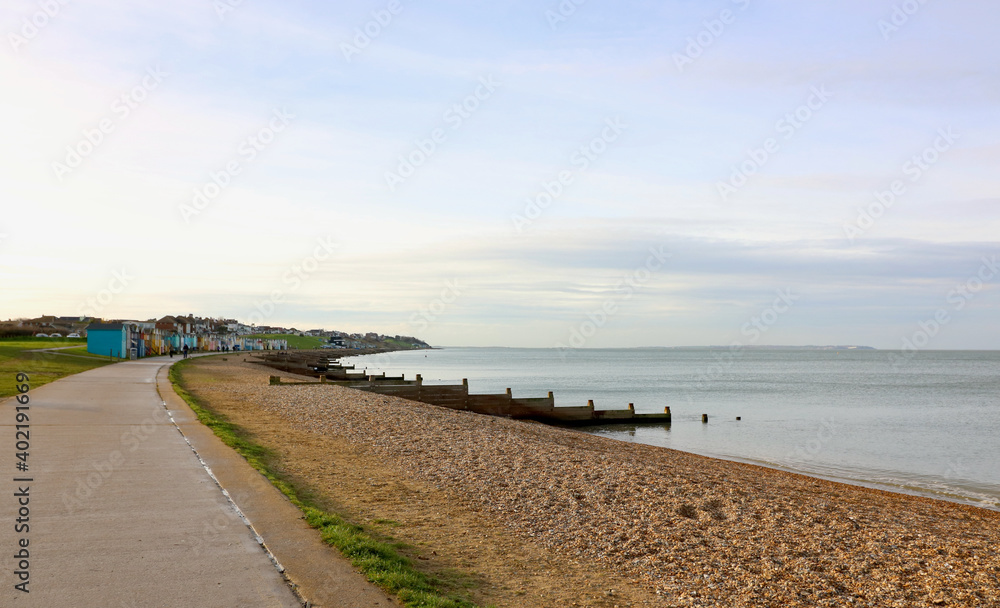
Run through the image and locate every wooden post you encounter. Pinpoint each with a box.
[506,388,512,398]
[628,403,635,411]
[702,414,709,423]
[587,399,594,409]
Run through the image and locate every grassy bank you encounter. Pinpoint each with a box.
[57,346,109,359]
[169,357,481,608]
[0,338,114,398]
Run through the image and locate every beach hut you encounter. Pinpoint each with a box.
[86,323,128,358]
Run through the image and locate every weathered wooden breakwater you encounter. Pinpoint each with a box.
[252,351,671,426]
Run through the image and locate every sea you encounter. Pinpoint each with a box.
[340,348,1000,511]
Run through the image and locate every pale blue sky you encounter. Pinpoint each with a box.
[1,0,997,348]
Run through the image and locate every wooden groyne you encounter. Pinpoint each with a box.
[252,352,671,426]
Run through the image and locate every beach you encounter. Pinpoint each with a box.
[343,347,1000,511]
[181,356,1000,607]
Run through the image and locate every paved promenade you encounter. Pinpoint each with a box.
[0,356,393,607]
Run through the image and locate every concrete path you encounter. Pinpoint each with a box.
[0,356,392,607]
[22,346,81,352]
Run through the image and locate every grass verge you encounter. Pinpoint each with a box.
[168,358,480,608]
[0,338,113,398]
[56,346,110,359]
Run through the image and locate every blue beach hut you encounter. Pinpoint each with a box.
[86,323,127,358]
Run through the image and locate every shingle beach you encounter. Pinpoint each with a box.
[190,359,1000,608]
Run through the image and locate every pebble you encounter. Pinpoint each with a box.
[207,362,1000,607]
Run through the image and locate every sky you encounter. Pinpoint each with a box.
[0,0,997,348]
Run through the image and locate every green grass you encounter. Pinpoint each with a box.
[57,346,111,359]
[371,518,403,527]
[245,333,329,349]
[384,338,422,349]
[169,359,481,608]
[0,338,114,398]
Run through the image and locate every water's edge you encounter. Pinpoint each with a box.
[343,347,1000,512]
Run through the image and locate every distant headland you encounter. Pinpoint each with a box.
[664,345,876,350]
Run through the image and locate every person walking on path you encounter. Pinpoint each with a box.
[182,344,189,358]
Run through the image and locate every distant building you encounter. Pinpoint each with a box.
[156,316,181,333]
[87,321,290,357]
[86,323,131,358]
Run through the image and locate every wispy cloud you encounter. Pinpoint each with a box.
[1,0,997,349]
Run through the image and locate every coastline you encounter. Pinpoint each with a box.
[732,456,1000,513]
[185,356,999,607]
[342,347,1000,513]
[589,436,1000,513]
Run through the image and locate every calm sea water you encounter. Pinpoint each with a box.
[341,348,1000,510]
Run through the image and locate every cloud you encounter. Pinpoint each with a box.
[1,1,997,349]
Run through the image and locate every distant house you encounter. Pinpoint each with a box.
[156,316,180,333]
[32,315,57,327]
